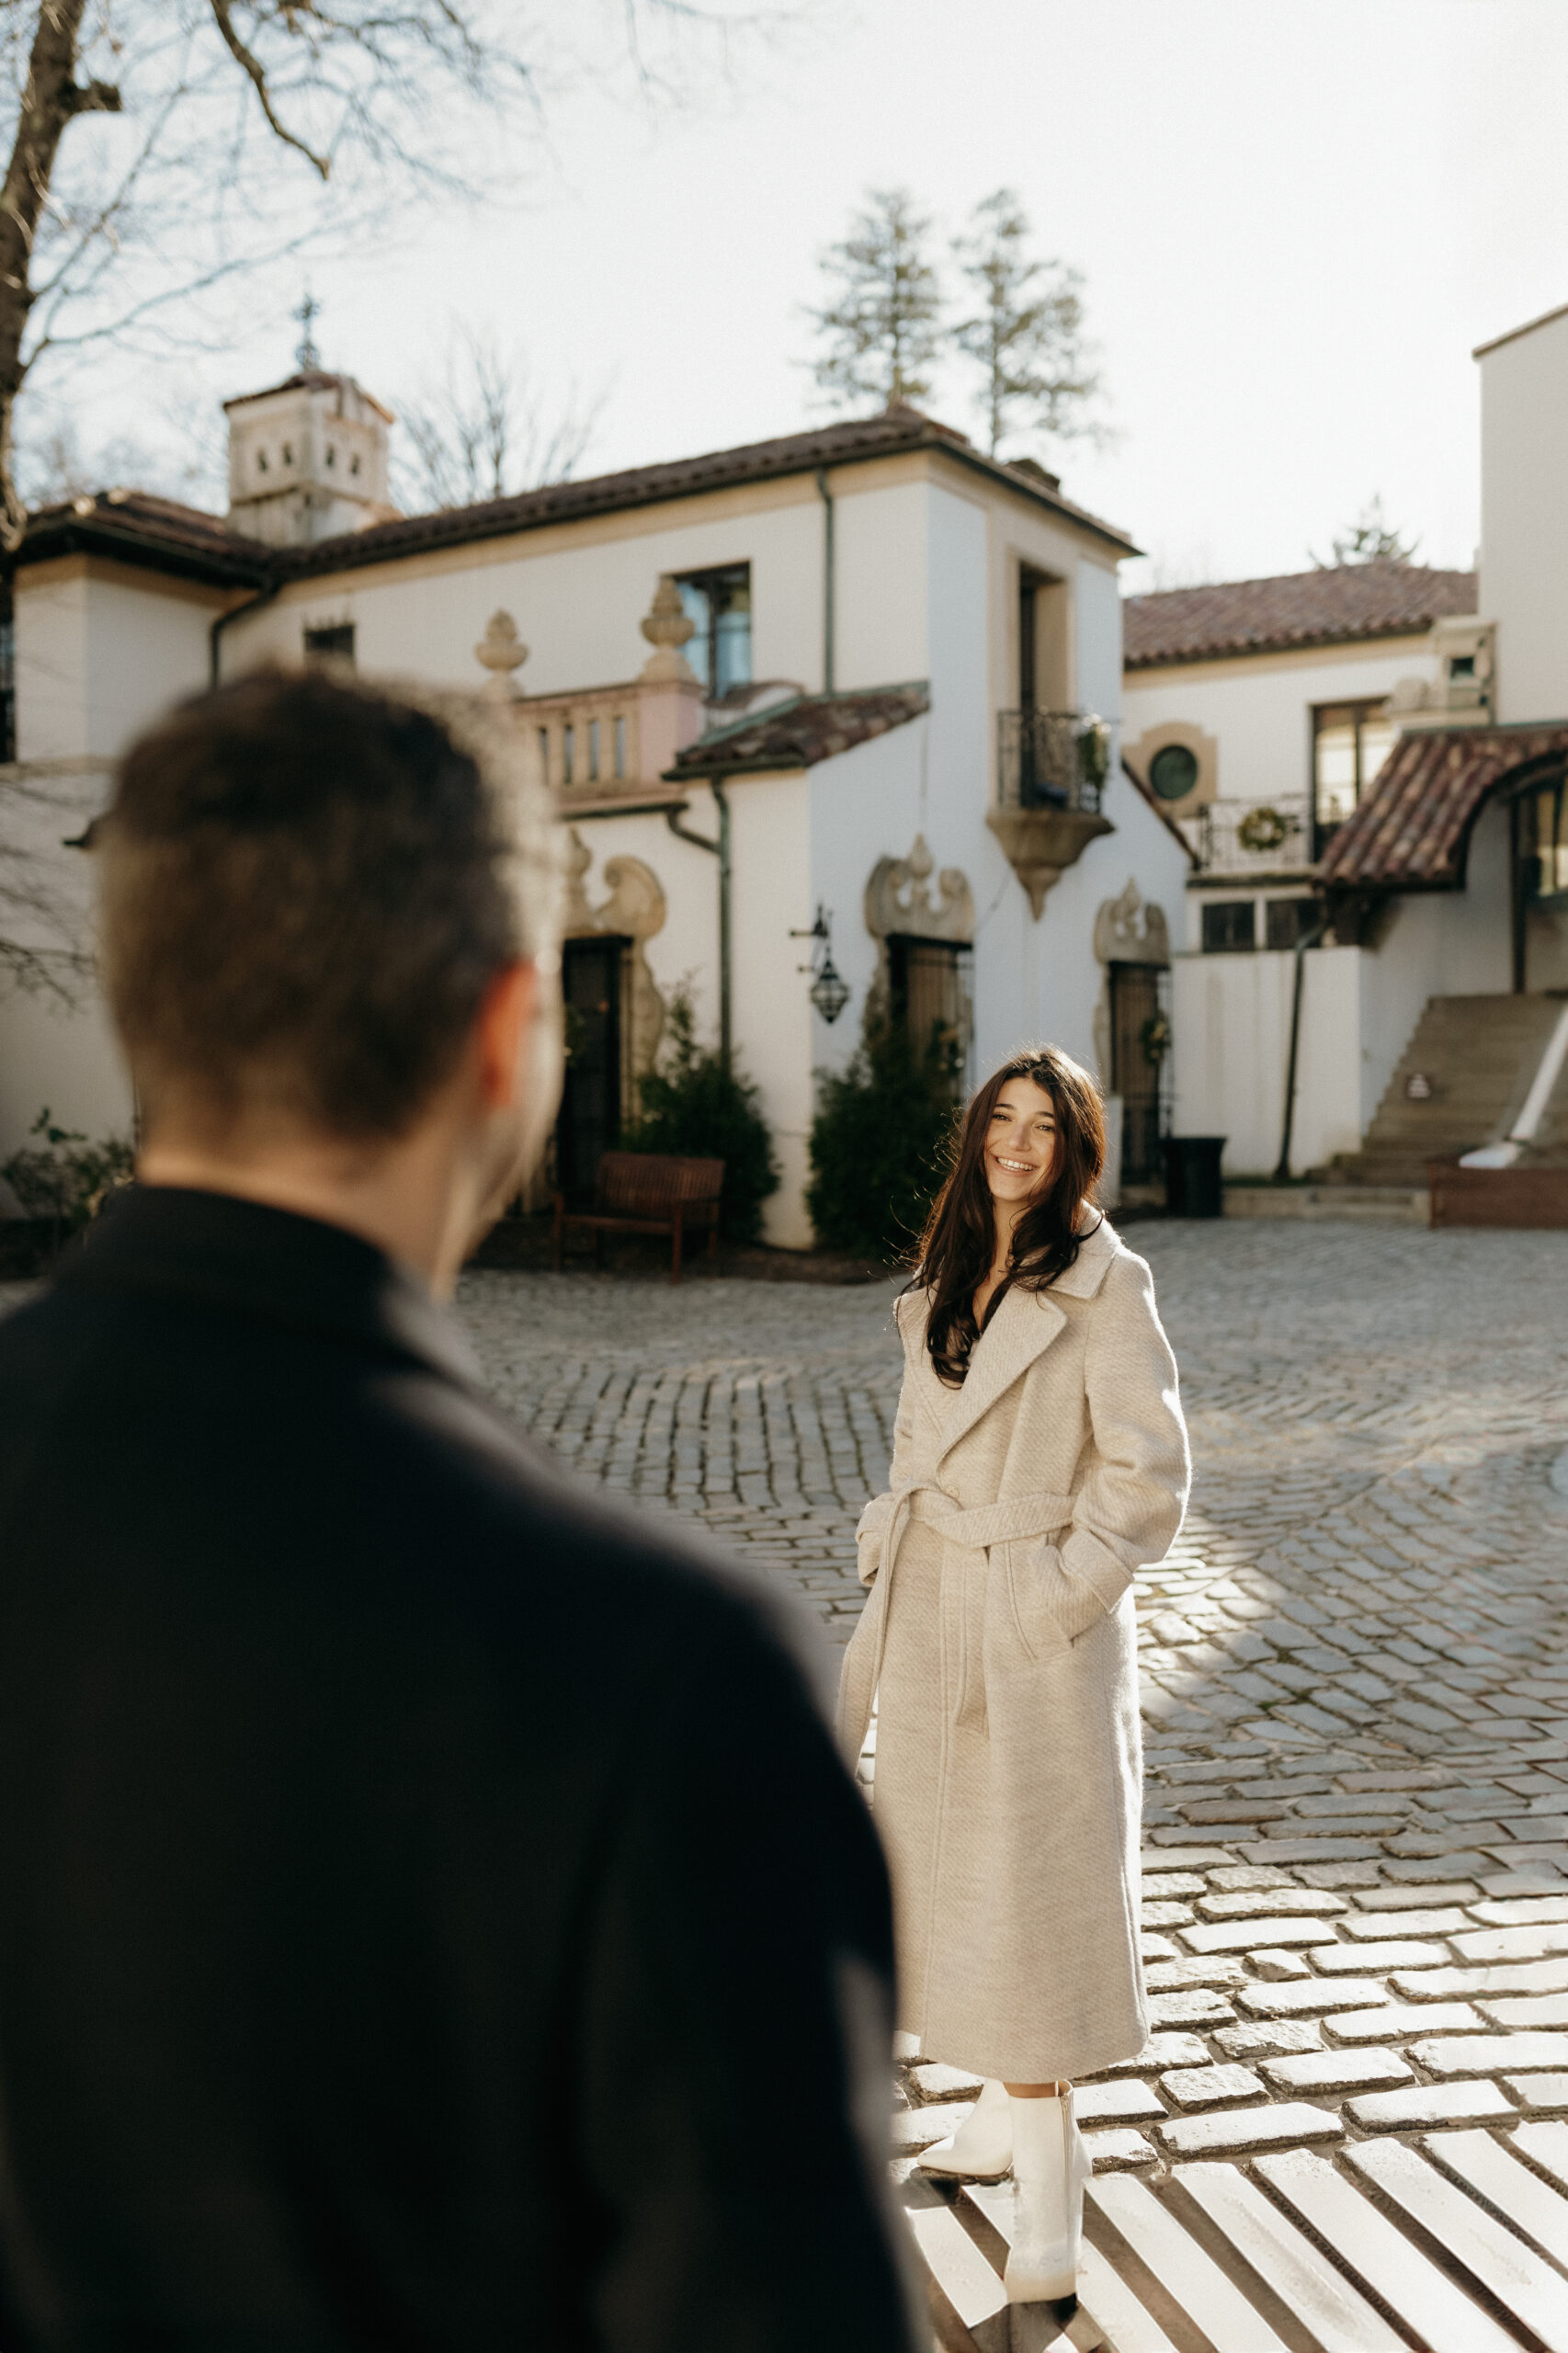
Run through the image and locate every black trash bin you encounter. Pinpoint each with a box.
[1165,1135,1226,1219]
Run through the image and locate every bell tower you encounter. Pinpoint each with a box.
[223,300,397,547]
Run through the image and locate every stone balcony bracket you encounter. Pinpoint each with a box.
[986,805,1115,918]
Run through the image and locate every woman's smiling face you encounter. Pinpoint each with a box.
[983,1078,1059,1210]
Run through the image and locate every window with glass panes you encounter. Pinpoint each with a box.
[676,564,752,697]
[1312,699,1394,848]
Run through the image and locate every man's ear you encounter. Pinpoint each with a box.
[475,961,538,1110]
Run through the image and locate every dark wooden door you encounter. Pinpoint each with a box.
[555,938,624,1202]
[1110,962,1161,1181]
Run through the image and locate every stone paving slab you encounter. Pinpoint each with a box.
[451,1224,1568,2350]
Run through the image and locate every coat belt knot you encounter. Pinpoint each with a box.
[847,1480,1077,1743]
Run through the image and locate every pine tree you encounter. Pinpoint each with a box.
[808,188,944,410]
[953,189,1102,458]
[1313,495,1420,568]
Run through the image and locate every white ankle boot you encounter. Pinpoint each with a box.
[918,2077,1012,2181]
[1004,2086,1090,2303]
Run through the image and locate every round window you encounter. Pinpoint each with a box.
[1149,743,1199,801]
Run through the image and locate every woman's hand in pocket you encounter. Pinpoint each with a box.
[1017,1541,1108,1648]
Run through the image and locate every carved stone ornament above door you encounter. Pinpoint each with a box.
[863,834,975,1033]
[865,832,975,945]
[1092,877,1170,1083]
[1093,875,1170,969]
[562,828,667,1093]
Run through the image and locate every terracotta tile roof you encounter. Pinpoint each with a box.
[222,369,395,423]
[12,404,1135,593]
[17,488,267,588]
[1124,563,1477,668]
[1322,723,1568,889]
[264,405,1135,580]
[666,684,929,776]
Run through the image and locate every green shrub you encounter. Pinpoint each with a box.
[623,992,779,1244]
[1,1108,134,1245]
[807,1024,960,1261]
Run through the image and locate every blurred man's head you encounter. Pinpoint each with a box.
[98,668,562,1288]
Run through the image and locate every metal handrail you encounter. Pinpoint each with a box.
[997,710,1107,813]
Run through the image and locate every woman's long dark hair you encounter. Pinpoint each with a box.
[913,1045,1107,1387]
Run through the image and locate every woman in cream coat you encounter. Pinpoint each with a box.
[840,1045,1188,2307]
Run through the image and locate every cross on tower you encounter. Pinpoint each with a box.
[294,290,320,369]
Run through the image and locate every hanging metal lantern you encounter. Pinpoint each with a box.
[791,903,852,1024]
[810,953,850,1025]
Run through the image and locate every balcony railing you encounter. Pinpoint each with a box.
[997,710,1108,814]
[1187,795,1312,874]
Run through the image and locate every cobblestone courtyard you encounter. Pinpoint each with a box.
[460,1220,1568,2352]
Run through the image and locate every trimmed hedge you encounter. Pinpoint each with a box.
[806,1025,960,1262]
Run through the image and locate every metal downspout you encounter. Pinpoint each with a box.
[814,467,835,696]
[665,777,733,1066]
[1274,914,1331,1182]
[210,580,279,688]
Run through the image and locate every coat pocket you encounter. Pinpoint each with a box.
[1000,1536,1097,1664]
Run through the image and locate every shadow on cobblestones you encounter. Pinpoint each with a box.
[461,1226,1568,2349]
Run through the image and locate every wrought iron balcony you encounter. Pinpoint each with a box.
[997,709,1108,814]
[1187,795,1312,874]
[989,710,1114,916]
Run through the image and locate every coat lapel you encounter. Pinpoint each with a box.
[930,1219,1123,1462]
[897,1220,1122,1463]
[937,1283,1066,1462]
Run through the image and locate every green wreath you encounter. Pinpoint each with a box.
[1237,803,1291,855]
[1140,1012,1173,1067]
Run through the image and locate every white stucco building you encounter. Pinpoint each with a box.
[1119,297,1568,1192]
[1,370,1190,1243]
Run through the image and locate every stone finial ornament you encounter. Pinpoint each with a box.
[639,575,699,683]
[475,609,528,702]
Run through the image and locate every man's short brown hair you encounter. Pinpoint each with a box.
[99,668,551,1139]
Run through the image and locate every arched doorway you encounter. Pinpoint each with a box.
[1510,765,1568,994]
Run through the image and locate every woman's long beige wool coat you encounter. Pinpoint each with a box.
[839,1216,1189,2085]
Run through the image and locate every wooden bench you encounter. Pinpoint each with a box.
[552,1153,725,1285]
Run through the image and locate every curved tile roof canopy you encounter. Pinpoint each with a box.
[1322,725,1568,890]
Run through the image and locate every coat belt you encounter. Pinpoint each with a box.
[848,1481,1077,1743]
[860,1480,1077,1590]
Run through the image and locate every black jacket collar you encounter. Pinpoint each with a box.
[55,1185,482,1389]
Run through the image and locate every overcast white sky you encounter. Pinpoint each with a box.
[74,0,1568,592]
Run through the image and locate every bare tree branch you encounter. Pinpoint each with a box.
[397,323,607,509]
[207,1,330,176]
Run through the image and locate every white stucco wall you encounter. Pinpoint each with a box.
[17,563,218,762]
[1165,801,1513,1174]
[1478,305,1568,724]
[222,458,989,710]
[0,561,217,1177]
[226,486,834,700]
[1121,635,1442,815]
[808,721,927,1079]
[728,771,814,1246]
[1170,945,1364,1176]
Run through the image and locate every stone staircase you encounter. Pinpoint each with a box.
[1326,995,1568,1188]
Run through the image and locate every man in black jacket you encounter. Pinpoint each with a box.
[0,671,915,2351]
